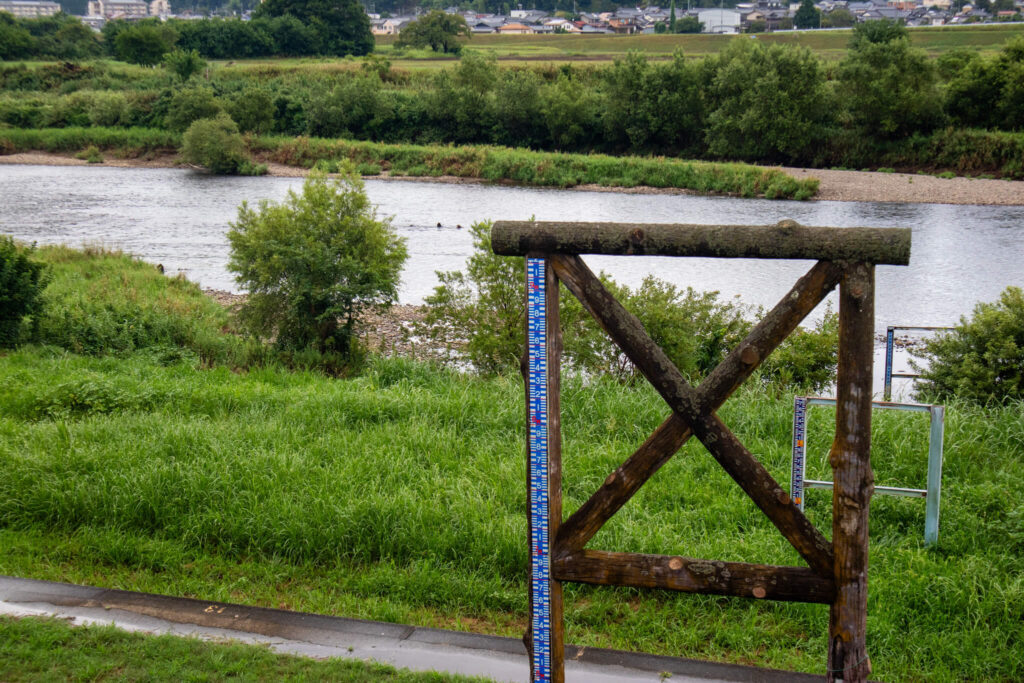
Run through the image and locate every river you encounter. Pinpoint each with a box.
[3,164,1023,395]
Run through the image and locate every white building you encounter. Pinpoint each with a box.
[697,8,743,33]
[0,0,60,17]
[87,0,149,18]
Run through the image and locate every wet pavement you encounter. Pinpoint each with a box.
[0,575,824,682]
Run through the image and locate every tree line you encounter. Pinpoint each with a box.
[1,20,1022,175]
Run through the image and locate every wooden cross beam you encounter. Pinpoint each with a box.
[499,220,910,683]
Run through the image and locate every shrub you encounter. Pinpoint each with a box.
[74,144,103,163]
[165,86,224,132]
[0,237,48,347]
[181,114,247,174]
[225,87,274,134]
[759,307,839,392]
[913,287,1024,404]
[162,48,207,82]
[227,169,407,356]
[417,221,752,381]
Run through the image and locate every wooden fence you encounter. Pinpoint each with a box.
[493,219,912,683]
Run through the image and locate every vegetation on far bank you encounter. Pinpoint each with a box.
[0,616,487,682]
[1,234,1023,681]
[3,22,1024,180]
[0,126,820,198]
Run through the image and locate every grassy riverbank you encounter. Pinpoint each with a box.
[0,127,819,199]
[1,247,1022,681]
[0,616,485,682]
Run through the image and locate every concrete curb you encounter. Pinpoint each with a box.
[0,575,826,682]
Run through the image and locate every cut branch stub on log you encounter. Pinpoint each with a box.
[555,260,844,555]
[493,220,911,265]
[550,253,834,578]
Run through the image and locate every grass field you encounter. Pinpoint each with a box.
[366,23,1024,67]
[0,616,487,682]
[0,247,1022,682]
[203,23,1024,73]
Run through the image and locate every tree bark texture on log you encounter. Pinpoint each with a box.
[555,260,844,554]
[550,253,834,578]
[493,220,911,265]
[828,262,875,683]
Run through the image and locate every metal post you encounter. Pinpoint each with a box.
[924,405,945,546]
[884,326,894,401]
[792,396,807,511]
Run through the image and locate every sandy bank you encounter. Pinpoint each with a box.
[2,151,1022,206]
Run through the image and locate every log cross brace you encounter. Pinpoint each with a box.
[494,220,912,683]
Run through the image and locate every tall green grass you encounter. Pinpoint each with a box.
[0,347,1021,681]
[257,135,819,199]
[31,246,240,364]
[0,126,179,157]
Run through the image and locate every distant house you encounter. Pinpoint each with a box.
[697,8,743,33]
[0,0,59,17]
[497,22,535,34]
[87,0,149,18]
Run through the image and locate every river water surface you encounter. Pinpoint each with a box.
[3,164,1023,393]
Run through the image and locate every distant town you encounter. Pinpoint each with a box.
[1,0,1021,35]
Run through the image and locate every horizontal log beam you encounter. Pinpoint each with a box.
[554,550,835,603]
[492,220,911,265]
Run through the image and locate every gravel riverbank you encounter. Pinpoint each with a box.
[3,152,1022,206]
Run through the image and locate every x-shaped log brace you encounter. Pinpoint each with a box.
[550,255,840,600]
[498,219,907,683]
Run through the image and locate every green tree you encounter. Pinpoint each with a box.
[849,18,907,49]
[913,287,1024,404]
[838,31,945,140]
[669,0,676,32]
[162,48,206,81]
[254,0,373,56]
[675,16,702,33]
[0,14,35,59]
[181,113,248,175]
[0,237,47,348]
[706,39,833,163]
[794,0,820,29]
[227,170,407,355]
[113,23,176,66]
[395,10,470,54]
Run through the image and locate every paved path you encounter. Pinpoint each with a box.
[0,575,825,682]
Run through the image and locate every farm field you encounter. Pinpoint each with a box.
[0,247,1021,682]
[366,23,1024,67]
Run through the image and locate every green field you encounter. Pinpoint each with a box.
[368,23,1024,67]
[0,247,1022,682]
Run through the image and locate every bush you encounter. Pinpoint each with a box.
[162,48,207,82]
[759,307,838,392]
[165,86,224,132]
[227,169,407,356]
[0,237,47,347]
[417,221,752,382]
[181,114,247,174]
[913,287,1024,404]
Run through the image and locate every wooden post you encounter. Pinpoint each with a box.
[828,262,875,683]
